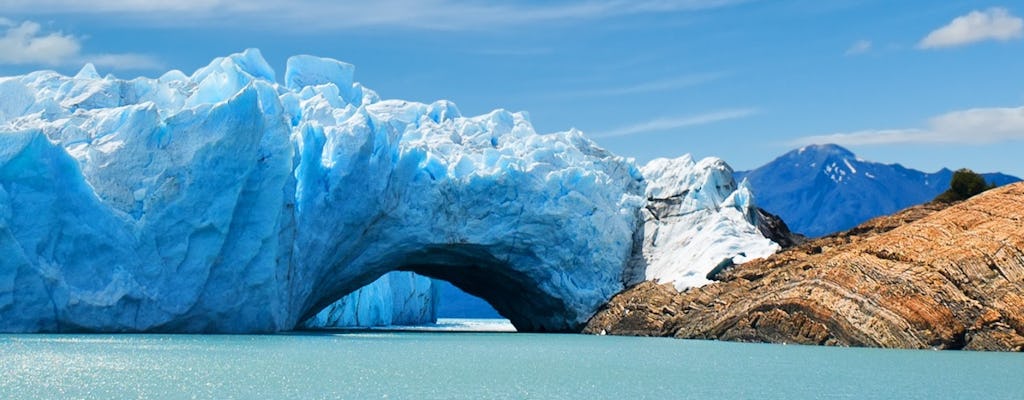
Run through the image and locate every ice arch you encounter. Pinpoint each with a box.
[304,244,578,332]
[0,50,645,333]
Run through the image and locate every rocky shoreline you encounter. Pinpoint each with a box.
[585,183,1024,351]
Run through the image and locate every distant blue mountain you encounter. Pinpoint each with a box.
[736,144,1020,238]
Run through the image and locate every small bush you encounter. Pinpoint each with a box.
[934,168,996,203]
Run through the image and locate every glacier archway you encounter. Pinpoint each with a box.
[0,50,645,333]
[305,245,573,332]
[404,256,560,332]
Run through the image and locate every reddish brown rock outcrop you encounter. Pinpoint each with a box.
[585,183,1024,351]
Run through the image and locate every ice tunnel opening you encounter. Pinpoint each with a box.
[300,244,577,333]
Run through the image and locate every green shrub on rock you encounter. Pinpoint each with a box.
[934,168,996,203]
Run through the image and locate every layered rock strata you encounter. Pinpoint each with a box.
[587,183,1024,351]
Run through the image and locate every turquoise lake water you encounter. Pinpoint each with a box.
[2,329,1022,399]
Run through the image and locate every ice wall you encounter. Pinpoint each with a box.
[0,50,645,332]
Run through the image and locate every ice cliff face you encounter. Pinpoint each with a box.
[631,156,780,290]
[0,49,645,332]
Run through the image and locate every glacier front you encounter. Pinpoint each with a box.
[0,49,647,332]
[0,49,781,333]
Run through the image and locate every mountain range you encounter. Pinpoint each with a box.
[735,144,1020,237]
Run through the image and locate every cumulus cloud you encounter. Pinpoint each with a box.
[844,40,872,56]
[919,7,1023,49]
[1,0,749,31]
[793,106,1024,146]
[0,19,161,70]
[0,21,81,66]
[594,108,758,138]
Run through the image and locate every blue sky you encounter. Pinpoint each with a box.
[1,0,1022,176]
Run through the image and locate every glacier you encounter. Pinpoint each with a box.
[0,49,779,333]
[0,49,645,332]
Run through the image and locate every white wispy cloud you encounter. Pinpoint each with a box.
[0,19,162,70]
[844,39,872,56]
[85,53,165,70]
[918,7,1023,49]
[793,106,1024,146]
[559,72,727,98]
[472,47,554,57]
[1,0,750,31]
[593,108,758,138]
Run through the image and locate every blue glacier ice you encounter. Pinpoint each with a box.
[0,49,649,332]
[302,271,439,328]
[0,49,783,332]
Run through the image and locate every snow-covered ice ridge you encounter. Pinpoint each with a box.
[0,49,776,332]
[635,156,779,290]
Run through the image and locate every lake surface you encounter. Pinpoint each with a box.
[2,323,1022,399]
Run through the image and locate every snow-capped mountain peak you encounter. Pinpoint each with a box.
[737,144,1020,237]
